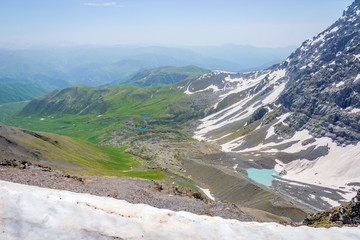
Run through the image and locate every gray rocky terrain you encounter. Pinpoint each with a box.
[0,159,253,222]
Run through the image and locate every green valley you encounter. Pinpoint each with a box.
[1,83,309,222]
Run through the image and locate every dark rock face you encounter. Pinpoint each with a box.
[247,107,268,124]
[277,0,360,144]
[303,190,360,227]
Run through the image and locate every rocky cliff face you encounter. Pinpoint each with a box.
[278,0,360,144]
[179,0,360,208]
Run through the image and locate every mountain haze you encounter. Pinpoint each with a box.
[114,65,210,87]
[0,45,294,87]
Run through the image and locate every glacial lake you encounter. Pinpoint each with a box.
[246,168,280,186]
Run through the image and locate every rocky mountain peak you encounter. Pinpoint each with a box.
[178,1,360,206]
[277,0,360,144]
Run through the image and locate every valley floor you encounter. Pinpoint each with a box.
[1,180,360,240]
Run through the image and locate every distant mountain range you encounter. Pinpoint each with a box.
[0,45,295,88]
[0,78,54,104]
[113,65,210,87]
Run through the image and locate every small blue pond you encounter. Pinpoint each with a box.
[246,168,280,186]
[139,127,150,130]
[141,116,150,118]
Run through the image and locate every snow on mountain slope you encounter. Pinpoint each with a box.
[1,180,359,240]
[179,0,360,207]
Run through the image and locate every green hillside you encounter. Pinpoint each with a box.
[0,79,53,104]
[114,65,210,87]
[0,101,29,124]
[0,124,164,180]
[14,84,212,142]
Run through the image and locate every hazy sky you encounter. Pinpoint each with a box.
[0,0,354,48]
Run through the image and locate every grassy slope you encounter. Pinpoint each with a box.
[0,125,164,180]
[116,65,210,87]
[12,84,204,142]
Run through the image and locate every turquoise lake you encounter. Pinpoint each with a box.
[246,168,280,186]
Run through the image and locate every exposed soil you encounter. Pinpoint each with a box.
[0,159,254,222]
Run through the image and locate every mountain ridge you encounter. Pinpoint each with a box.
[176,0,360,208]
[112,65,210,87]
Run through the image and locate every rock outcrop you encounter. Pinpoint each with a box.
[303,190,360,227]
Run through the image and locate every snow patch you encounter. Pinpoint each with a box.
[282,142,360,200]
[321,196,341,208]
[233,164,238,172]
[185,84,221,95]
[354,74,360,83]
[193,69,286,142]
[335,81,345,87]
[262,82,287,105]
[350,108,360,114]
[2,181,360,240]
[199,187,215,201]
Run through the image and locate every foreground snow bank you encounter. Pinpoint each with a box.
[0,180,359,240]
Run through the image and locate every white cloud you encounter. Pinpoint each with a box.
[84,2,123,7]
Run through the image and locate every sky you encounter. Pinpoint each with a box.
[0,0,354,49]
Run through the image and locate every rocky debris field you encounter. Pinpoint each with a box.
[0,159,253,222]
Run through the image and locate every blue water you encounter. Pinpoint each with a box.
[139,127,149,130]
[246,168,280,186]
[141,116,150,118]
